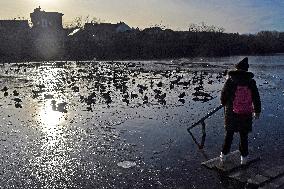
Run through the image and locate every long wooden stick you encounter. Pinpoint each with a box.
[187,105,223,131]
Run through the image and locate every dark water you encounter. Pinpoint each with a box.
[0,56,283,188]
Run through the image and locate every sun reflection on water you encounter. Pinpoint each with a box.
[27,65,77,187]
[38,100,65,129]
[34,99,74,187]
[37,99,68,150]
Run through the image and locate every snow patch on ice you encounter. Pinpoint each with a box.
[117,161,136,168]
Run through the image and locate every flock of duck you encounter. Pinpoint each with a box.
[0,61,227,113]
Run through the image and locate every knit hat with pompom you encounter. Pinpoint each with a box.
[235,57,249,71]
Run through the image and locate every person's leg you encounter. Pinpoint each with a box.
[239,131,249,157]
[222,130,234,155]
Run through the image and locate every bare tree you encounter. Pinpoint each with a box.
[65,16,102,29]
[189,22,225,33]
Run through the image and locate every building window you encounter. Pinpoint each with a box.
[42,19,48,28]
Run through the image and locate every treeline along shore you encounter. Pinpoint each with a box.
[1,8,284,62]
[2,27,284,62]
[66,28,284,60]
[1,23,284,62]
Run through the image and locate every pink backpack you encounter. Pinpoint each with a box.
[233,86,253,114]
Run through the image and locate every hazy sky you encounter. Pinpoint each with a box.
[0,0,283,33]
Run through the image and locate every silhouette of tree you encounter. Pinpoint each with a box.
[1,19,284,62]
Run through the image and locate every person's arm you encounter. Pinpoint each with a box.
[221,78,233,106]
[250,79,261,118]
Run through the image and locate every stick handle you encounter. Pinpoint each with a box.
[187,105,223,130]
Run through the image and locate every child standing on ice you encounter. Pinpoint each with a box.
[220,57,261,165]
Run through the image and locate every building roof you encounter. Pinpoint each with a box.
[84,22,132,33]
[0,20,29,30]
[31,7,64,17]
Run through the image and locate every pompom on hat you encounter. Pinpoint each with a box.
[235,57,249,71]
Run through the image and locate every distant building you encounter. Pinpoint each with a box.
[0,20,29,31]
[116,22,132,33]
[0,20,30,62]
[83,22,132,42]
[30,6,63,30]
[143,27,163,34]
[84,22,132,34]
[30,7,65,59]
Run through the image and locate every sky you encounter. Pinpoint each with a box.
[0,0,283,33]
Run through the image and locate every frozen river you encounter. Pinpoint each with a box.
[0,55,283,188]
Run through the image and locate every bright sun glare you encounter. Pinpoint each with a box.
[36,0,59,8]
[38,100,64,130]
[37,99,67,149]
[38,0,52,3]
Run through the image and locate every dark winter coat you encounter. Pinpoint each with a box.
[221,70,261,133]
